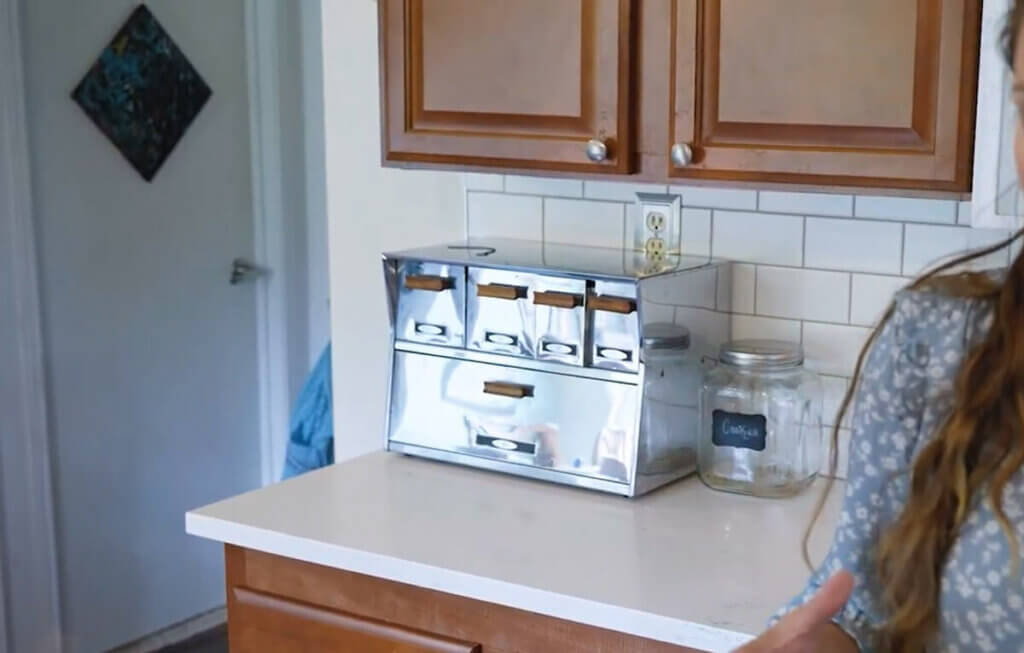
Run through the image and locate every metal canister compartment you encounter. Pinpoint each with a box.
[467,267,536,359]
[393,260,466,348]
[532,275,586,366]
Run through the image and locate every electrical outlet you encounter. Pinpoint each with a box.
[646,210,666,233]
[645,236,666,259]
[631,193,681,256]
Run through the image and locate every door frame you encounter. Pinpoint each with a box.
[0,0,328,649]
[246,0,329,484]
[0,0,62,650]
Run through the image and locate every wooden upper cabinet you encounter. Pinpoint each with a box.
[670,0,982,191]
[379,0,635,174]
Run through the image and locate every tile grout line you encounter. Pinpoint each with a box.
[900,222,908,275]
[847,274,854,324]
[752,264,759,314]
[801,216,808,267]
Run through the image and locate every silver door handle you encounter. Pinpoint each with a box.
[671,143,694,167]
[585,139,608,162]
[230,258,266,285]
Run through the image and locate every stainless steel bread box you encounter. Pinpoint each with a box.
[383,239,735,497]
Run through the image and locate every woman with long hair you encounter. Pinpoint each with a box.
[738,4,1024,652]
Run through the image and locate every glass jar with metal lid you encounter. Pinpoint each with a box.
[637,323,699,477]
[698,339,823,497]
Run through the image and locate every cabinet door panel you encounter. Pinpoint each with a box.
[230,587,481,653]
[381,0,634,173]
[671,0,981,191]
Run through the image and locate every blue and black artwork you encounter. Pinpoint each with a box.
[72,5,211,182]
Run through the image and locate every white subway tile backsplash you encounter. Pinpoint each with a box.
[850,274,907,327]
[821,376,850,428]
[681,208,712,257]
[756,267,850,323]
[645,266,717,308]
[461,179,996,387]
[717,263,755,314]
[758,191,853,217]
[641,302,676,325]
[805,218,903,274]
[803,323,871,376]
[671,185,758,210]
[854,195,957,224]
[506,175,583,198]
[712,211,804,266]
[462,173,503,192]
[584,180,668,202]
[467,192,542,240]
[731,314,802,343]
[543,198,624,248]
[674,306,732,355]
[957,201,972,225]
[903,225,1013,275]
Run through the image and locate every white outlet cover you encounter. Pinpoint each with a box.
[631,193,682,253]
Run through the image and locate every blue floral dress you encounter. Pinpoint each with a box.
[779,285,1024,652]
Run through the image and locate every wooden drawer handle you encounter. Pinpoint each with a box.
[589,294,637,314]
[476,283,528,300]
[483,381,534,399]
[405,275,454,292]
[533,291,583,309]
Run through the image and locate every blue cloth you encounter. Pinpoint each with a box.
[282,344,333,479]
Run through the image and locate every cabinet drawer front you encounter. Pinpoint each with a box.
[380,0,634,174]
[231,587,480,653]
[534,276,586,366]
[670,0,980,191]
[590,280,640,372]
[388,351,639,484]
[396,261,466,348]
[467,268,535,359]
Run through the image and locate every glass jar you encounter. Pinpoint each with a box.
[698,340,823,497]
[637,323,699,476]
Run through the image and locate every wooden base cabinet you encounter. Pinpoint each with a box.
[225,546,703,653]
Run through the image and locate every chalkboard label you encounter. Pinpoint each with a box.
[712,410,767,451]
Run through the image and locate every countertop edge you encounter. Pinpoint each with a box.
[186,511,754,652]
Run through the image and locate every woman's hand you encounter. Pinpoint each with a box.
[733,571,856,653]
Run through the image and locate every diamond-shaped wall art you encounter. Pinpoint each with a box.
[72,5,212,182]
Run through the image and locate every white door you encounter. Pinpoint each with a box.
[18,1,269,651]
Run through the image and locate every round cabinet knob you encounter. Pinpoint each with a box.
[671,143,694,168]
[585,139,608,163]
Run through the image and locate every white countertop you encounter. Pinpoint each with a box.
[186,452,842,653]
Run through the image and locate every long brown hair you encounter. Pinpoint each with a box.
[803,7,1024,650]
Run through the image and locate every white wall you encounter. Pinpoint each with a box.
[321,0,464,461]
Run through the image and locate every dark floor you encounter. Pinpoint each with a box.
[155,625,227,653]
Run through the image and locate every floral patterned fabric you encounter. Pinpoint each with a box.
[777,285,1024,652]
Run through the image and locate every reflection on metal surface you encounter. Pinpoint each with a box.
[383,240,736,496]
[468,268,535,359]
[591,280,640,373]
[393,260,466,348]
[389,350,637,484]
[534,275,585,366]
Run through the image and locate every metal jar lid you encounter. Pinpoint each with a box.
[642,323,691,351]
[719,339,803,369]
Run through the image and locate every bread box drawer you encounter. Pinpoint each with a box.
[395,261,466,348]
[387,351,640,484]
[467,267,534,359]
